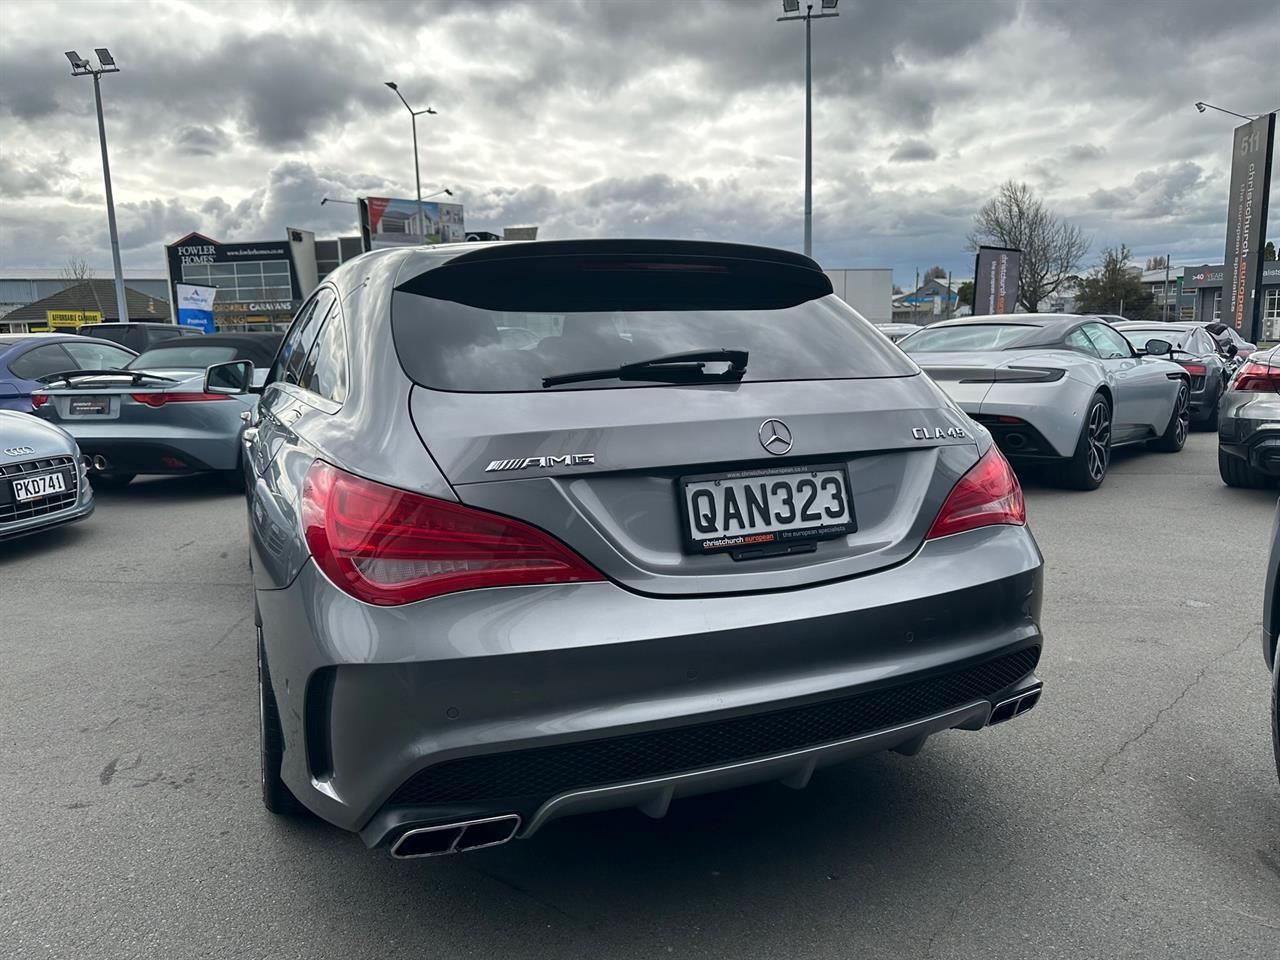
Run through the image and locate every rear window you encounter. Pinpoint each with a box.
[1119,329,1190,350]
[128,345,239,369]
[391,255,916,392]
[900,324,1037,352]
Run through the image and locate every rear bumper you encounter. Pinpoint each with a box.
[68,438,231,474]
[1218,416,1280,477]
[256,523,1045,845]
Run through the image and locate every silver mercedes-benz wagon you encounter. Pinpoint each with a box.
[234,239,1045,858]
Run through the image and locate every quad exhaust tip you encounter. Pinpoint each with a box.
[389,814,521,859]
[988,685,1042,726]
[90,455,109,472]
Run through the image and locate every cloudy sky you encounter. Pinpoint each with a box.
[1,0,1277,287]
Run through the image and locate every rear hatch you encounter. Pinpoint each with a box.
[393,242,982,597]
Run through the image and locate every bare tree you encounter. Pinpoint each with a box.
[1145,255,1168,270]
[59,257,94,283]
[967,180,1091,312]
[924,265,947,281]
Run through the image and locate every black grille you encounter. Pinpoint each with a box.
[0,456,79,524]
[389,647,1040,806]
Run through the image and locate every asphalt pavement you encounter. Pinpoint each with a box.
[2,432,1277,960]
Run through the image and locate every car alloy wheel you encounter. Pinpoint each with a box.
[1087,400,1111,483]
[1174,382,1190,446]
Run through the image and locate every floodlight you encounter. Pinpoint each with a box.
[1195,102,1207,113]
[65,50,87,69]
[95,47,115,66]
[782,0,800,12]
[821,0,838,8]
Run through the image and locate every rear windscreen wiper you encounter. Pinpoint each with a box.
[38,369,179,386]
[542,348,749,388]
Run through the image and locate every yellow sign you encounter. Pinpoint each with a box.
[45,309,104,329]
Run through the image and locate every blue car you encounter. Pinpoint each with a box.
[0,334,137,413]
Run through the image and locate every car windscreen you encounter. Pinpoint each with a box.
[899,324,1038,353]
[127,345,239,369]
[391,255,917,391]
[1119,329,1191,351]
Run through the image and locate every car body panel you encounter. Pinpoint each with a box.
[244,241,1046,851]
[1264,500,1279,671]
[0,410,94,540]
[77,322,203,352]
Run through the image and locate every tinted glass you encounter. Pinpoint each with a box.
[274,289,335,386]
[392,293,916,392]
[61,341,136,370]
[1083,324,1132,359]
[899,324,1037,353]
[128,345,239,368]
[298,307,348,403]
[8,344,75,380]
[1065,329,1098,355]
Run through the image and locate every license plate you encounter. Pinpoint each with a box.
[12,472,67,502]
[68,396,111,416]
[680,463,855,554]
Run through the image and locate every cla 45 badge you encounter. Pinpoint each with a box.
[912,426,967,440]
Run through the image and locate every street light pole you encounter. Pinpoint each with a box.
[384,82,437,244]
[1193,101,1262,122]
[777,1,839,260]
[66,49,128,323]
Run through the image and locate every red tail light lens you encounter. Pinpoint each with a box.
[1180,363,1207,376]
[926,446,1026,540]
[301,461,605,605]
[1232,359,1280,393]
[131,392,231,406]
[30,393,49,409]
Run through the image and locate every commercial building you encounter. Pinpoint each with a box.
[892,275,970,323]
[1182,261,1280,341]
[1,280,170,334]
[165,230,363,331]
[823,268,893,323]
[0,268,169,333]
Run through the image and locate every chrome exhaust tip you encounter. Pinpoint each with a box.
[988,683,1043,726]
[91,454,109,472]
[389,814,521,859]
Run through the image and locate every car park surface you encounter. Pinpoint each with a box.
[1,431,1276,960]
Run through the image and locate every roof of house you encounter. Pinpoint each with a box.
[3,280,170,324]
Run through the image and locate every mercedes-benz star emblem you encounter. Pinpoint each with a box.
[758,419,793,456]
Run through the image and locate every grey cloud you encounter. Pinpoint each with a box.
[0,151,73,196]
[173,125,224,156]
[1064,144,1105,162]
[888,139,938,163]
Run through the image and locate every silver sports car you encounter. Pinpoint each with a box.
[0,410,94,541]
[900,314,1191,489]
[30,333,280,488]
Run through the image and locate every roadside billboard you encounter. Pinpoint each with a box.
[1221,113,1276,343]
[176,284,216,333]
[972,246,1021,315]
[358,196,466,251]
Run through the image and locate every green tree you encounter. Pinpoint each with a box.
[956,280,974,310]
[1265,240,1276,261]
[1075,245,1154,320]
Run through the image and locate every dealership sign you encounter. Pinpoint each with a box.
[175,283,216,333]
[972,246,1021,315]
[1220,113,1276,343]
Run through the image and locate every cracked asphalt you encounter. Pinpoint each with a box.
[1,432,1277,959]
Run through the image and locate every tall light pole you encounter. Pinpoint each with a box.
[777,0,839,260]
[1194,101,1262,122]
[66,48,129,323]
[384,82,437,244]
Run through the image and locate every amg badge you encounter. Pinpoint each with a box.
[912,426,967,440]
[485,454,596,472]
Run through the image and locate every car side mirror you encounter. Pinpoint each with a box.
[205,359,254,394]
[1144,338,1171,356]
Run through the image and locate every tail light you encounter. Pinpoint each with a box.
[1180,363,1207,377]
[30,393,49,409]
[926,446,1026,540]
[301,461,604,606]
[1232,359,1280,393]
[131,392,230,406]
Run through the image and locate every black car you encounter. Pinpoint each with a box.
[1113,322,1233,429]
[78,322,205,353]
